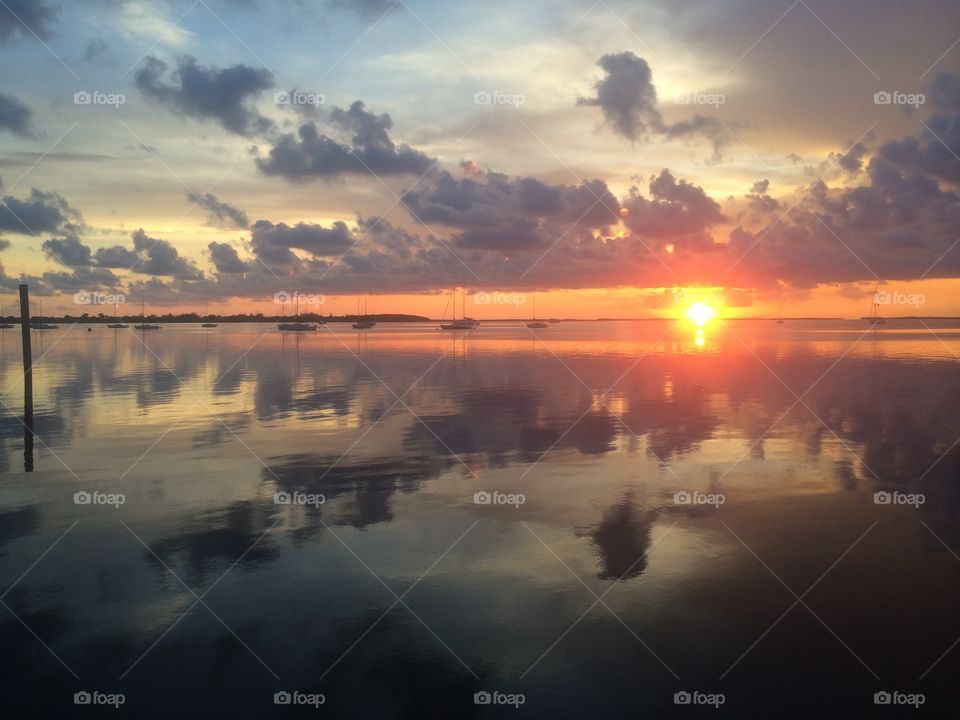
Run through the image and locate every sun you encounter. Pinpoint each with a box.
[686,302,716,327]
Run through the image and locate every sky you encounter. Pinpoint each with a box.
[0,0,958,319]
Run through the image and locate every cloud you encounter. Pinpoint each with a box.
[94,244,140,268]
[256,101,434,180]
[208,241,251,274]
[131,228,203,279]
[0,93,32,137]
[250,219,354,268]
[0,188,84,235]
[328,0,398,22]
[0,0,58,42]
[621,169,726,249]
[578,51,732,159]
[42,234,92,267]
[187,191,249,228]
[135,55,274,136]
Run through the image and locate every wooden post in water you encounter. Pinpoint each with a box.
[18,283,34,471]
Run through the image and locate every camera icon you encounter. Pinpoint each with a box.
[73,91,91,105]
[673,491,692,505]
[874,691,892,705]
[74,491,92,505]
[675,93,691,105]
[873,291,890,305]
[73,290,91,304]
[873,91,892,105]
[473,491,491,505]
[273,290,291,304]
[274,691,292,705]
[873,491,891,505]
[474,291,490,305]
[674,691,692,705]
[473,91,491,105]
[474,691,491,705]
[274,92,291,105]
[74,691,92,704]
[274,491,292,505]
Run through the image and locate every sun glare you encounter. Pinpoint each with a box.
[686,302,716,327]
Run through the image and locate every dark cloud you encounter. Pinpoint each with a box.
[833,141,869,174]
[256,101,434,180]
[0,0,58,42]
[328,0,398,22]
[250,219,354,267]
[208,241,251,274]
[131,228,204,280]
[187,191,249,228]
[621,170,725,249]
[94,244,140,268]
[578,51,731,159]
[135,55,274,136]
[40,266,120,293]
[81,38,109,63]
[0,92,32,137]
[42,234,92,267]
[0,188,83,235]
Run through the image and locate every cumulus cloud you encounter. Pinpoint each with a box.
[94,244,140,268]
[0,92,32,136]
[0,187,84,235]
[0,0,58,42]
[135,55,274,136]
[256,101,434,180]
[131,228,204,279]
[208,241,251,274]
[578,51,731,159]
[42,234,92,267]
[328,0,398,22]
[188,191,249,228]
[250,219,354,269]
[620,170,725,249]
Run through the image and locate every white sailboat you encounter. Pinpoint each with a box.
[134,298,160,330]
[107,295,128,328]
[278,294,316,331]
[0,305,13,329]
[32,300,59,330]
[352,297,376,329]
[440,286,479,330]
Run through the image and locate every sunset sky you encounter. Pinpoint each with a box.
[1,0,958,318]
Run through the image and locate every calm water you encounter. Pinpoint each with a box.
[1,320,958,718]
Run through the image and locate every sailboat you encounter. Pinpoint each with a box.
[278,294,316,331]
[526,295,548,329]
[107,296,128,328]
[0,305,13,330]
[867,288,886,325]
[439,286,479,330]
[32,301,59,330]
[352,297,376,329]
[134,298,160,330]
[200,302,217,328]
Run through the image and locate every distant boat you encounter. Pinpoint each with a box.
[352,297,376,329]
[32,301,58,330]
[108,296,128,328]
[548,319,560,324]
[868,288,886,325]
[278,294,315,331]
[526,295,548,329]
[134,298,160,330]
[439,286,479,330]
[200,302,217,327]
[0,305,13,329]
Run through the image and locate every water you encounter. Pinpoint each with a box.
[1,320,958,718]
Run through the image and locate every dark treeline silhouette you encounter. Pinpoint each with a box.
[0,313,431,324]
